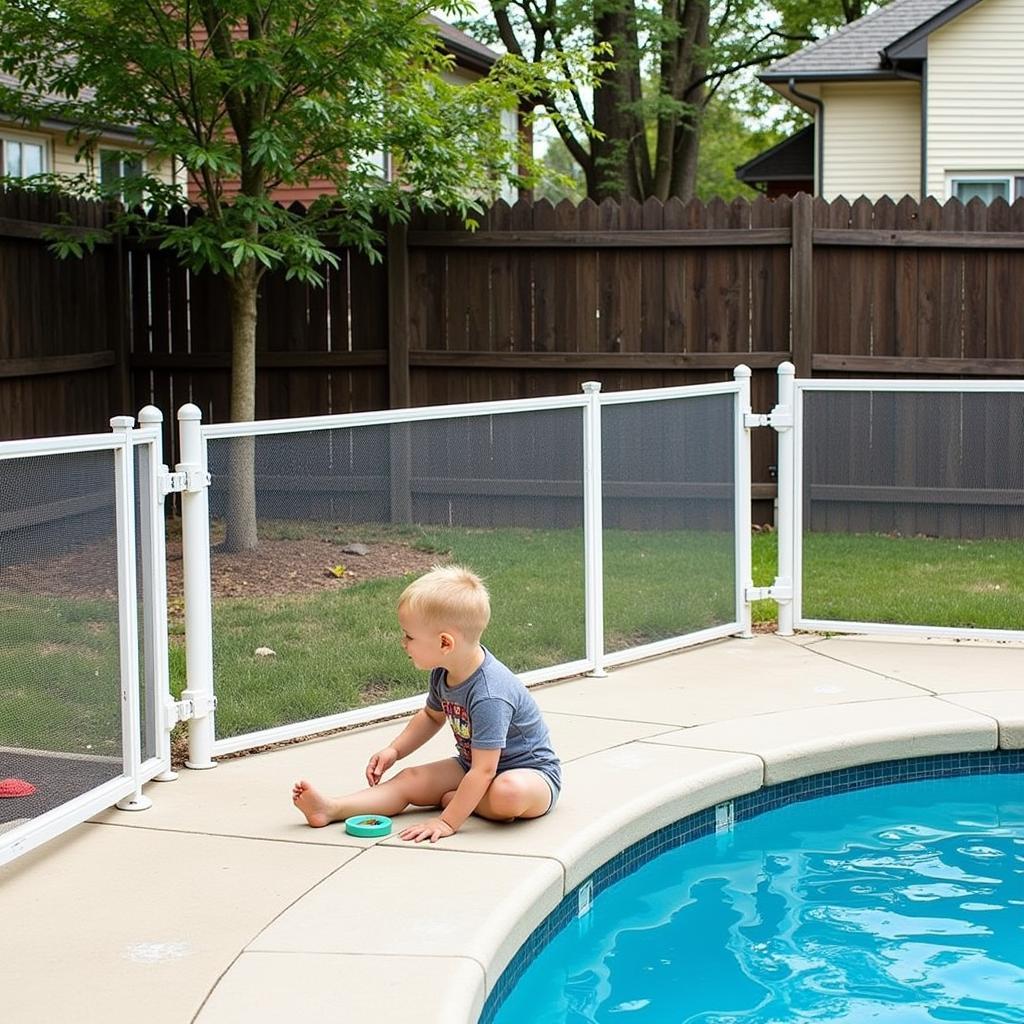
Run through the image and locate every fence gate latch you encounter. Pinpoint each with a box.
[744,404,793,431]
[164,697,192,730]
[159,465,210,496]
[745,581,794,603]
[158,467,187,496]
[164,692,218,730]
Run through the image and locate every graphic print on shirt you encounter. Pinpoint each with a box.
[441,698,472,761]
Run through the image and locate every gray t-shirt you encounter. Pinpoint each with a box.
[426,649,561,787]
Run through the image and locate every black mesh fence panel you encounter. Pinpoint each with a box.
[801,390,1024,629]
[205,408,586,740]
[602,394,738,654]
[0,449,124,835]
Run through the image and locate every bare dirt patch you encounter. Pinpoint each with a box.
[6,536,443,604]
[166,538,441,601]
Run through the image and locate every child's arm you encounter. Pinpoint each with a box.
[440,746,499,829]
[366,706,445,785]
[399,746,499,842]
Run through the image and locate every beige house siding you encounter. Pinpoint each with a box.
[441,66,483,87]
[820,82,921,201]
[926,0,1024,199]
[0,119,177,189]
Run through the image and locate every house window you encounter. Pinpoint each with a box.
[499,107,519,204]
[1,136,47,178]
[100,149,144,199]
[949,175,1024,204]
[362,149,391,180]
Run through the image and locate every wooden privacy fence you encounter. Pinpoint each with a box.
[0,190,127,442]
[2,189,1024,534]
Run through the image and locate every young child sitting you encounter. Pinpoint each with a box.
[292,565,561,843]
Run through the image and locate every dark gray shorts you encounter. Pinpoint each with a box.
[526,767,561,815]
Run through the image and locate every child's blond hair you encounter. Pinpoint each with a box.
[398,565,491,642]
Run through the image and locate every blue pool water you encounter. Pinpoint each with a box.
[492,774,1024,1023]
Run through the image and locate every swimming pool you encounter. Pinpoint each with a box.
[486,754,1024,1024]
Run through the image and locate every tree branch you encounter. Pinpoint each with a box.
[541,97,591,171]
[492,4,526,58]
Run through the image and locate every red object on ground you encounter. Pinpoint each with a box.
[0,778,36,798]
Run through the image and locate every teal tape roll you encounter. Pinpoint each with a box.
[344,814,393,838]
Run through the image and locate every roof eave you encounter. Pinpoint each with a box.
[737,170,815,183]
[442,38,498,75]
[0,108,139,140]
[759,69,904,83]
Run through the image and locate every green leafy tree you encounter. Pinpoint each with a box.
[695,95,791,200]
[535,134,587,202]
[0,0,590,549]
[466,0,888,202]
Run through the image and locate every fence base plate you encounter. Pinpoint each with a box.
[115,793,154,812]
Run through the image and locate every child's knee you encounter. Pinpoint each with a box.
[487,773,529,811]
[393,765,426,792]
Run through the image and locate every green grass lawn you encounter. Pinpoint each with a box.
[191,524,738,737]
[0,594,122,754]
[800,532,1024,629]
[7,526,1023,748]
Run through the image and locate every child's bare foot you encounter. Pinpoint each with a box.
[292,779,341,828]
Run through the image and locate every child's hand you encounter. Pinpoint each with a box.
[365,745,398,786]
[399,817,456,843]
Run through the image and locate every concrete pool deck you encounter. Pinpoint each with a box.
[3,631,1024,1023]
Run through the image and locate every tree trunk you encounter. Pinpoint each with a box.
[223,258,260,552]
[653,0,708,201]
[670,118,701,199]
[591,2,645,201]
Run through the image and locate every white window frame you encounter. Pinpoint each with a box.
[0,130,50,179]
[947,173,1024,203]
[499,107,519,204]
[99,147,146,202]
[364,148,391,181]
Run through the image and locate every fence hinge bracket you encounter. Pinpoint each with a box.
[158,469,188,496]
[745,582,794,603]
[166,692,217,729]
[744,405,793,431]
[159,465,211,496]
[164,697,193,730]
[180,689,217,720]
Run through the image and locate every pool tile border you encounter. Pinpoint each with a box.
[480,748,1024,1023]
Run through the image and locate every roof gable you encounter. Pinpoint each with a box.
[761,0,982,80]
[886,0,986,57]
[735,125,814,183]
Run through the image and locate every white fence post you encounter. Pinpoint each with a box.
[775,362,797,636]
[110,416,152,811]
[137,406,178,782]
[178,404,217,769]
[733,366,754,638]
[582,381,606,677]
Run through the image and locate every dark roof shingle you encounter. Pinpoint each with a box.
[761,0,957,78]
